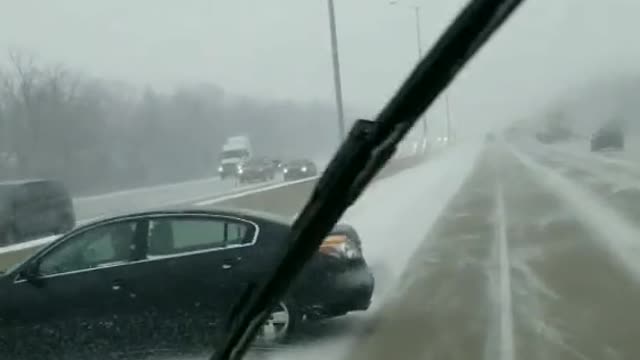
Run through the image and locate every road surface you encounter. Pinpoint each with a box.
[233,139,640,360]
[7,138,639,360]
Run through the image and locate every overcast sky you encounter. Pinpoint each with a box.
[3,0,640,139]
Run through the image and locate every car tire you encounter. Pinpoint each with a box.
[257,300,301,344]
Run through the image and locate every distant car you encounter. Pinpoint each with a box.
[591,125,624,152]
[237,157,276,183]
[0,179,75,246]
[283,159,318,181]
[272,159,284,172]
[0,208,374,358]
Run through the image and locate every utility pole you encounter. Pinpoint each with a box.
[446,92,452,143]
[413,6,423,59]
[327,0,346,142]
[413,6,428,143]
[390,1,428,146]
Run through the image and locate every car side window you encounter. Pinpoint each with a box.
[38,221,138,276]
[147,217,253,256]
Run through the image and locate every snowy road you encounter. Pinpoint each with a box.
[7,138,640,360]
[231,139,640,360]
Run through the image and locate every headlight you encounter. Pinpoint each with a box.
[319,234,361,259]
[237,167,243,174]
[218,166,223,172]
[283,168,288,174]
[301,166,307,172]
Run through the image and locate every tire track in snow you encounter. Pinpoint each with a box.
[495,182,515,360]
[343,148,494,360]
[508,145,640,283]
[502,144,640,359]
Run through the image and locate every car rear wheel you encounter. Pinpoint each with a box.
[257,300,300,344]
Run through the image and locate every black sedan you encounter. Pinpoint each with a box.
[0,207,374,359]
[283,159,318,181]
[237,158,276,184]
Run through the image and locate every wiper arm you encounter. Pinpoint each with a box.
[212,0,525,359]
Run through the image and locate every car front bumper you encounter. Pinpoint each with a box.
[284,170,314,180]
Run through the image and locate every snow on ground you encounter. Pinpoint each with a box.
[73,176,273,221]
[344,141,482,292]
[0,234,60,254]
[509,144,640,281]
[241,141,483,360]
[494,183,515,360]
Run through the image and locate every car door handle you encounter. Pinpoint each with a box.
[111,279,125,291]
[222,256,242,270]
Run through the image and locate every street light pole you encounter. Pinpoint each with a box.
[327,0,346,142]
[413,6,423,58]
[411,6,428,146]
[445,92,452,142]
[390,1,428,147]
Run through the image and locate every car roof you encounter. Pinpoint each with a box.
[84,206,294,228]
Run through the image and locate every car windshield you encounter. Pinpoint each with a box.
[287,160,311,167]
[4,1,640,359]
[222,150,250,159]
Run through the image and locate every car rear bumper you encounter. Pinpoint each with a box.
[293,258,375,320]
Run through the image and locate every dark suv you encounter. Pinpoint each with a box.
[0,180,75,246]
[591,124,624,152]
[237,158,276,183]
[283,159,318,181]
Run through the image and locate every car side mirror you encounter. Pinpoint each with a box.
[20,261,43,285]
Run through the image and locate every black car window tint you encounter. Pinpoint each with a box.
[225,222,247,246]
[38,222,137,276]
[147,217,251,256]
[148,220,175,255]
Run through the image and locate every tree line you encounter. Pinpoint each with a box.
[0,51,338,196]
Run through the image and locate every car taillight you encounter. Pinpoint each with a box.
[319,234,361,259]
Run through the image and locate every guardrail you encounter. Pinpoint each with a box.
[0,152,428,270]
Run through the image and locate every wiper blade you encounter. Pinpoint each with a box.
[212,0,525,359]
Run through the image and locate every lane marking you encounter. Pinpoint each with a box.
[0,153,422,255]
[74,175,222,203]
[0,178,319,255]
[496,182,515,360]
[195,176,319,206]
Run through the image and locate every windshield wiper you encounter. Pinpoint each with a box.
[212,0,525,359]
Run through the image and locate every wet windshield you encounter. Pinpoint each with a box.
[3,0,640,359]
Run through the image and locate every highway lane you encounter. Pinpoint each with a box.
[235,143,483,360]
[341,142,640,360]
[20,139,640,360]
[226,140,640,360]
[72,176,281,221]
[0,149,434,272]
